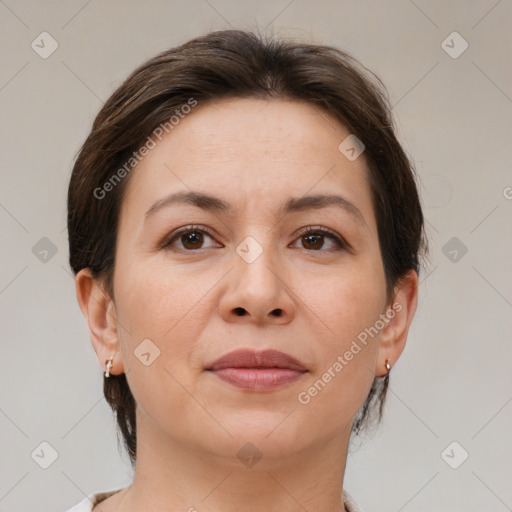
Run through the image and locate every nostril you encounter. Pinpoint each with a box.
[271,309,283,317]
[234,307,246,316]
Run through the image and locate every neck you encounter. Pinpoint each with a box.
[120,409,351,512]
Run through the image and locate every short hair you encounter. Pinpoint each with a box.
[67,29,427,467]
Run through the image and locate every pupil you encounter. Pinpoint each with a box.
[305,234,322,250]
[184,232,202,248]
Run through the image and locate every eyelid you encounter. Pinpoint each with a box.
[160,224,220,250]
[161,224,350,252]
[292,225,349,251]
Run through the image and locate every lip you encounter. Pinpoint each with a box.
[206,349,308,392]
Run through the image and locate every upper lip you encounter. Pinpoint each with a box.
[207,349,307,372]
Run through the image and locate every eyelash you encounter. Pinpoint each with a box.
[160,224,348,253]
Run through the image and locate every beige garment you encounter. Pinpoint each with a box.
[65,487,364,511]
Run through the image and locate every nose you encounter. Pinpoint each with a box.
[218,241,295,326]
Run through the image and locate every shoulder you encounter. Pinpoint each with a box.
[343,489,364,512]
[64,489,124,512]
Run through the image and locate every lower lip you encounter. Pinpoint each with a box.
[209,368,305,391]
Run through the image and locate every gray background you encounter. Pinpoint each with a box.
[1,1,511,511]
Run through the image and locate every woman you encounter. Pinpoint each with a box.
[66,29,426,512]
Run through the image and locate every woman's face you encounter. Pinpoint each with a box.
[99,98,410,464]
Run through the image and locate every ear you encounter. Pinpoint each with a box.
[375,269,419,377]
[75,268,125,375]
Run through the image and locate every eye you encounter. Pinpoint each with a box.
[161,225,221,251]
[161,225,348,253]
[291,226,346,252]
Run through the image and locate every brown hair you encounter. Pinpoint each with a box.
[67,29,427,467]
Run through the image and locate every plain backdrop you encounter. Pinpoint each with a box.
[0,1,511,511]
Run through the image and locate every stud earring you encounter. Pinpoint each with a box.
[104,357,114,378]
[385,358,391,373]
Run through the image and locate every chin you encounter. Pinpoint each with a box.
[199,411,311,459]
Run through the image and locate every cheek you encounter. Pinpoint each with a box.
[114,260,215,368]
[113,264,210,427]
[292,257,385,405]
[117,257,188,328]
[296,257,387,343]
[294,275,383,421]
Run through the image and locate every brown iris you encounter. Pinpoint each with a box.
[302,233,324,250]
[181,231,204,250]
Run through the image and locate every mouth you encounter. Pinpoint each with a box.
[206,349,308,392]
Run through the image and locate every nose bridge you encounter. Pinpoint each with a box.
[219,228,294,324]
[234,231,280,296]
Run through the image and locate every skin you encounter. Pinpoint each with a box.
[76,97,418,512]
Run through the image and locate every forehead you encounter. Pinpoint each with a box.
[156,97,351,162]
[120,97,374,224]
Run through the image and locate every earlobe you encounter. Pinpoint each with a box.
[375,270,419,377]
[75,268,124,375]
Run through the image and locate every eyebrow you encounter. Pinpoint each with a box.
[144,191,367,227]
